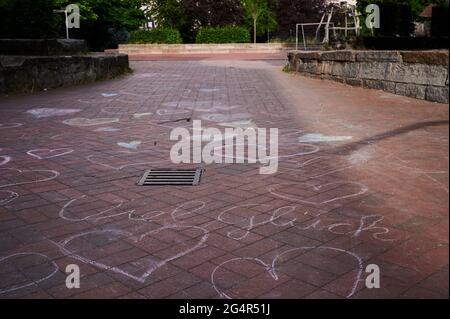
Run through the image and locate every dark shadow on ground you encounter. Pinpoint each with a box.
[332,120,450,155]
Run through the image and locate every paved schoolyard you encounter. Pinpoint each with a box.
[0,59,448,299]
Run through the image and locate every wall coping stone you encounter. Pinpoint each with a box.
[289,50,449,65]
[401,50,448,66]
[0,39,88,56]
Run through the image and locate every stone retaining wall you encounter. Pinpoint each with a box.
[0,39,88,56]
[0,53,130,94]
[119,43,295,55]
[287,50,449,103]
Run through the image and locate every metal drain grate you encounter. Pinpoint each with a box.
[137,169,203,186]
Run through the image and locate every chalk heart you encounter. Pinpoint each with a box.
[117,141,142,150]
[63,118,119,127]
[0,123,23,129]
[0,190,18,206]
[26,108,80,119]
[0,155,11,166]
[0,253,59,295]
[211,247,363,299]
[58,226,207,283]
[269,182,369,206]
[0,168,59,189]
[86,154,167,171]
[156,109,190,116]
[27,148,74,160]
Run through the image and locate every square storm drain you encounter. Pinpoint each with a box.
[137,169,203,186]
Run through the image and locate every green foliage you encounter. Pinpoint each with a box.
[148,0,246,43]
[148,0,188,31]
[195,26,250,43]
[55,0,145,31]
[0,0,61,39]
[129,28,182,44]
[357,0,449,21]
[0,0,146,50]
[242,0,277,42]
[357,0,426,36]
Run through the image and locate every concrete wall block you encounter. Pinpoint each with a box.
[401,50,449,66]
[395,83,426,100]
[0,54,129,94]
[356,51,402,62]
[345,78,363,87]
[320,62,333,75]
[320,51,355,62]
[389,63,448,86]
[293,51,322,61]
[298,62,321,74]
[363,79,396,93]
[426,86,449,103]
[331,62,360,78]
[359,62,390,80]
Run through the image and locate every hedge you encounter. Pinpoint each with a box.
[129,28,182,44]
[196,26,250,44]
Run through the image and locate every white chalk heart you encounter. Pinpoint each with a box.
[101,93,119,98]
[0,123,23,129]
[218,120,257,129]
[0,253,59,295]
[133,113,153,119]
[117,141,142,150]
[26,108,80,119]
[86,154,168,171]
[0,168,60,189]
[0,190,18,206]
[156,109,190,116]
[56,226,208,283]
[0,155,11,166]
[63,118,119,127]
[94,127,121,133]
[212,246,363,299]
[269,182,369,205]
[27,148,74,160]
[299,134,353,143]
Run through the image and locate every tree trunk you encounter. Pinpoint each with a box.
[253,17,257,44]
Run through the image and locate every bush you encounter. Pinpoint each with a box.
[129,28,182,44]
[196,26,250,44]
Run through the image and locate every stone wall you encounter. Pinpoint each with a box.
[119,43,295,55]
[287,50,449,103]
[0,53,130,94]
[0,39,88,56]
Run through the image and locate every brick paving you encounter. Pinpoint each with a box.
[0,58,448,299]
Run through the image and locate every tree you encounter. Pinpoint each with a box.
[148,0,187,30]
[242,0,276,43]
[54,0,146,49]
[0,0,61,38]
[275,0,326,38]
[148,0,245,43]
[356,0,446,36]
[184,0,244,27]
[357,0,449,19]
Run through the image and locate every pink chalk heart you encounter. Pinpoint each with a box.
[27,148,74,160]
[0,168,59,189]
[57,225,208,283]
[268,182,369,206]
[211,246,364,299]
